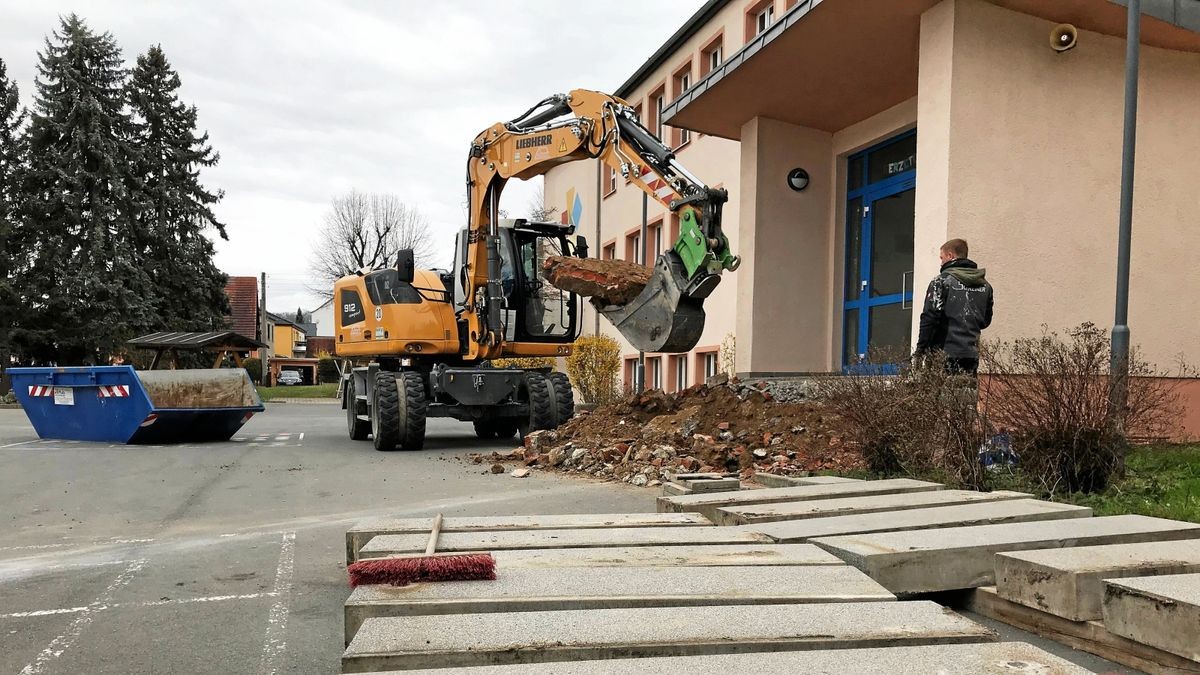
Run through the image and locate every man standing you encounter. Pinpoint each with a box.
[915,238,994,374]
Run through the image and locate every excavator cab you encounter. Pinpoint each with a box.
[452,219,579,347]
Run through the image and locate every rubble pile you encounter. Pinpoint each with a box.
[467,376,864,487]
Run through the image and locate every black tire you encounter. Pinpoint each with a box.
[396,371,427,451]
[519,373,556,439]
[346,377,370,441]
[547,372,575,428]
[472,419,494,439]
[372,372,401,452]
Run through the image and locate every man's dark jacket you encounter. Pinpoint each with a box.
[915,258,993,359]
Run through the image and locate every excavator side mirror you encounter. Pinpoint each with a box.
[575,236,589,259]
[397,249,415,283]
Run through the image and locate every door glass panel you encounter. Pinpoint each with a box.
[518,234,570,338]
[843,309,860,366]
[867,134,916,184]
[844,197,863,301]
[868,303,912,357]
[869,189,915,297]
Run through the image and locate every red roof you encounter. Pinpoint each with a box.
[224,276,259,339]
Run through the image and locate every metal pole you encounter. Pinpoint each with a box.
[594,162,602,336]
[636,192,648,393]
[260,272,269,386]
[1111,0,1140,417]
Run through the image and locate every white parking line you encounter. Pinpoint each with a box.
[1,591,280,620]
[19,559,147,674]
[256,531,296,675]
[0,538,154,553]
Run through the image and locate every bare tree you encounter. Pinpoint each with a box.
[528,182,559,222]
[309,191,438,298]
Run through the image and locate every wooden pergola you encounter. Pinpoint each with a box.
[128,331,268,370]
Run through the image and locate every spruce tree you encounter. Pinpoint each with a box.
[0,57,25,368]
[126,44,228,334]
[16,15,150,364]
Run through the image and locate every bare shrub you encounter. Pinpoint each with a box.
[820,350,990,489]
[980,323,1189,494]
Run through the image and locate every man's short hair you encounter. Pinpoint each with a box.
[941,238,969,259]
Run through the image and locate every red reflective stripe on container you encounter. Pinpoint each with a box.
[27,385,54,397]
[139,413,159,427]
[240,412,255,424]
[97,385,131,398]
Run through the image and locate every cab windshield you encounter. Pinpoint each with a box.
[364,269,421,305]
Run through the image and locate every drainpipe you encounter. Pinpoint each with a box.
[637,192,648,393]
[595,161,602,336]
[1111,0,1140,425]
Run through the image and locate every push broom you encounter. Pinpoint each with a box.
[347,513,496,587]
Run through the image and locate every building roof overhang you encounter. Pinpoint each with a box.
[664,0,1200,140]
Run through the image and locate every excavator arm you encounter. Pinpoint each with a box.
[463,89,739,358]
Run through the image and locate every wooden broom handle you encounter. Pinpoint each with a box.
[425,513,444,556]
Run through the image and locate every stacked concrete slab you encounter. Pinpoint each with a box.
[341,602,996,672]
[345,512,712,562]
[1103,573,1200,663]
[714,488,1031,526]
[343,564,895,643]
[746,500,1092,542]
[485,543,844,568]
[814,515,1200,594]
[995,539,1200,621]
[657,478,943,521]
[357,526,770,558]
[368,643,1096,674]
[751,473,863,488]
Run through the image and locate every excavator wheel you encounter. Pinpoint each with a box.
[519,373,557,439]
[346,377,370,441]
[372,372,401,451]
[547,372,575,427]
[396,372,428,451]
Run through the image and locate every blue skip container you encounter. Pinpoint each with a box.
[8,366,265,444]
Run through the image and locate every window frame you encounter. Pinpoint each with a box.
[671,60,693,149]
[700,31,725,77]
[745,0,776,41]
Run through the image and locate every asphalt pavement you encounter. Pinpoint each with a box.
[0,402,650,674]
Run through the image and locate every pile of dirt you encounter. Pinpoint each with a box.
[467,377,864,487]
[543,255,652,306]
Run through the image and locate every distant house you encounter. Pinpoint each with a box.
[267,312,308,359]
[309,298,334,337]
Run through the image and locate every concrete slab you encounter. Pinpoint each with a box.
[997,540,1200,621]
[747,500,1092,542]
[753,474,864,488]
[1103,573,1200,662]
[379,642,1096,674]
[657,478,943,521]
[966,586,1197,674]
[815,515,1200,595]
[346,513,712,562]
[487,543,845,568]
[344,565,895,643]
[661,483,691,496]
[714,489,1031,526]
[340,601,996,672]
[357,526,771,557]
[673,476,740,493]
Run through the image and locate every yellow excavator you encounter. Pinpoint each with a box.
[334,88,738,451]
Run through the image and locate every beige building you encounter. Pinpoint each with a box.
[546,0,1200,393]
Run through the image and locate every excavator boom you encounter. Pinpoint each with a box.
[464,89,738,355]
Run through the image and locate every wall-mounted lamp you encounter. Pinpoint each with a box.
[1051,23,1078,52]
[787,167,810,192]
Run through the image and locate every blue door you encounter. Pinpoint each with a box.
[842,131,916,369]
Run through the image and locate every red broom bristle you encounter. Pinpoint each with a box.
[347,553,496,587]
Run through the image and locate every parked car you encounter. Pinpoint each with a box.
[277,371,303,386]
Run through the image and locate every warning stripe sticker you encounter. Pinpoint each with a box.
[97,385,131,398]
[26,385,54,397]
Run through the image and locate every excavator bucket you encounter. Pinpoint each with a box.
[598,250,715,353]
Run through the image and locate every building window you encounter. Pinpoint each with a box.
[649,88,665,141]
[648,219,664,262]
[672,64,692,147]
[604,165,617,197]
[746,0,775,41]
[705,352,718,379]
[673,355,688,391]
[624,357,638,392]
[757,4,775,35]
[648,356,662,391]
[701,36,724,76]
[625,230,641,264]
[603,242,616,261]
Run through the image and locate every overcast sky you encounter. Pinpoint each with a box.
[0,1,704,312]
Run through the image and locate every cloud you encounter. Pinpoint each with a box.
[0,0,704,311]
